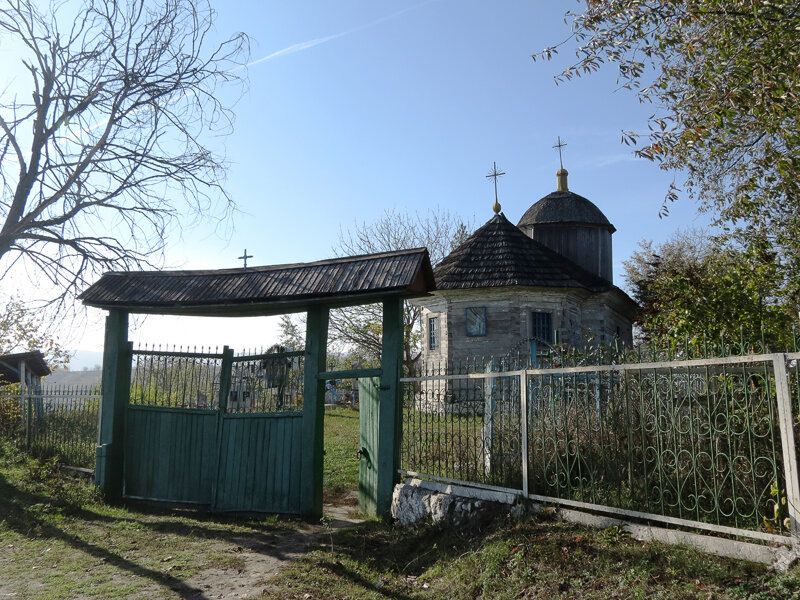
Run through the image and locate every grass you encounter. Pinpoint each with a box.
[0,443,294,599]
[3,406,800,599]
[4,448,799,600]
[323,406,360,505]
[263,508,800,599]
[0,407,363,599]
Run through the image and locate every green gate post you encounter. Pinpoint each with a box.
[211,346,234,509]
[375,296,403,517]
[301,306,329,517]
[95,310,131,500]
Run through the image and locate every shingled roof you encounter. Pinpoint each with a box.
[80,248,435,316]
[517,190,616,232]
[434,213,613,291]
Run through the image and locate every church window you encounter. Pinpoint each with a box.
[465,307,487,336]
[429,317,440,350]
[531,312,553,343]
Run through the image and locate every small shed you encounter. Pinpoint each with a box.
[0,351,51,391]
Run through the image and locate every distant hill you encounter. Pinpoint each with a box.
[69,350,104,372]
[44,369,102,388]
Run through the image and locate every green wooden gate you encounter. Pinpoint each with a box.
[356,295,403,517]
[358,378,380,515]
[124,407,304,512]
[95,294,409,518]
[122,348,306,513]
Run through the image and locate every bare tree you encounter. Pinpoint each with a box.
[332,207,472,372]
[0,0,249,306]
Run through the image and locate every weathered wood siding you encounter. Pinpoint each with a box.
[124,406,304,513]
[528,225,613,282]
[215,414,304,513]
[124,406,217,504]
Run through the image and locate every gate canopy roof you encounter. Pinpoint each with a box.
[80,248,435,316]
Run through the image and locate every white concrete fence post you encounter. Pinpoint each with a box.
[773,353,800,542]
[520,371,529,497]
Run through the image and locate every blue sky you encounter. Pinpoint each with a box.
[5,1,713,361]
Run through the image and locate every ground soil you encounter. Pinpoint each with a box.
[180,493,362,600]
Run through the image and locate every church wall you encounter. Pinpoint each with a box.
[580,293,634,346]
[416,286,635,367]
[417,287,600,366]
[420,297,449,366]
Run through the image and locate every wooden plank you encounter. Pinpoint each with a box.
[248,419,261,510]
[232,420,246,508]
[243,419,257,510]
[265,418,278,510]
[291,417,303,510]
[300,306,329,517]
[275,417,288,511]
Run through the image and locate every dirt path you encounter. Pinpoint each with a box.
[181,501,363,600]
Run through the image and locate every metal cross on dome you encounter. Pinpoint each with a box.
[486,161,506,214]
[553,136,567,169]
[238,249,253,269]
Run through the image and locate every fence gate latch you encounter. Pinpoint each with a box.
[356,446,370,464]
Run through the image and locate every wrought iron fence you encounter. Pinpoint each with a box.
[228,350,304,413]
[130,346,225,408]
[130,345,305,413]
[402,372,522,489]
[401,352,800,545]
[0,385,101,468]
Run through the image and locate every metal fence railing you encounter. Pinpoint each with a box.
[128,345,305,413]
[130,346,225,408]
[400,352,800,546]
[229,350,304,413]
[0,385,101,468]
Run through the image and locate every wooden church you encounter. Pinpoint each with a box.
[415,165,637,367]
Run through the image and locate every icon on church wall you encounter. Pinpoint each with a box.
[465,306,487,337]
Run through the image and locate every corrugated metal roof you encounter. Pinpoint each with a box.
[435,214,615,291]
[79,249,435,315]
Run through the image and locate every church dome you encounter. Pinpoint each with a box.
[517,190,615,232]
[517,170,615,282]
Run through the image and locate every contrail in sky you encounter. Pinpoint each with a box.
[246,1,435,68]
[0,1,436,160]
